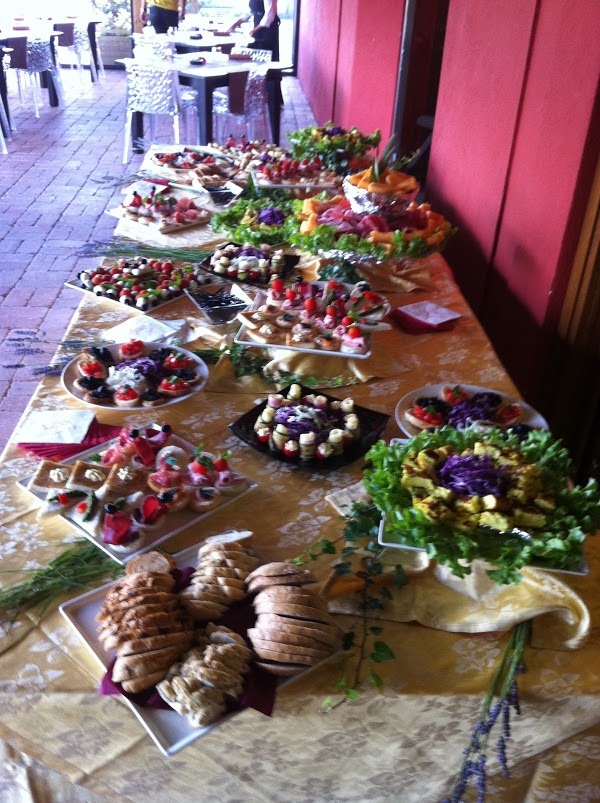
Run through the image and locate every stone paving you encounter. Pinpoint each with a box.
[0,68,316,451]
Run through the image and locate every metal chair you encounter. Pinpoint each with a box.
[6,35,64,118]
[122,58,198,163]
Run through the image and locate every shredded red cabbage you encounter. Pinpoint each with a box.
[437,453,506,497]
[273,403,344,441]
[447,397,495,428]
[257,207,286,226]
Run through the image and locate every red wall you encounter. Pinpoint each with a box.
[297,0,404,142]
[296,0,341,124]
[427,0,600,401]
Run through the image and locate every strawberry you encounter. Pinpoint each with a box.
[212,451,231,472]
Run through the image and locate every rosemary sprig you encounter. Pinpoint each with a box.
[76,240,214,264]
[194,343,359,388]
[0,541,123,656]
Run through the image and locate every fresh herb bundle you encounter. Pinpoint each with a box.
[364,428,600,584]
[194,343,358,388]
[76,240,214,264]
[0,541,123,656]
[443,621,529,802]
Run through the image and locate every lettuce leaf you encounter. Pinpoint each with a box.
[364,428,600,584]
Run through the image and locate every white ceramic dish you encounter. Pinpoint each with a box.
[19,432,257,565]
[61,342,209,411]
[59,534,250,755]
[394,383,549,438]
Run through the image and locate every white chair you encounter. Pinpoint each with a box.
[122,59,198,163]
[6,35,64,119]
[212,64,271,144]
[54,22,103,83]
[132,34,176,62]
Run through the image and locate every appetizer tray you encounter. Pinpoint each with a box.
[61,342,209,410]
[59,539,240,755]
[229,384,389,469]
[377,516,588,577]
[395,383,549,438]
[19,432,257,565]
[234,288,377,360]
[107,183,212,235]
[198,243,301,287]
[64,258,220,315]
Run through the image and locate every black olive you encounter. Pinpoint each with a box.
[104,503,117,514]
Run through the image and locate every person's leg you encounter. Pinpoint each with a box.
[149,6,179,34]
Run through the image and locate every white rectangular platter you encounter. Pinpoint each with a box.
[19,434,257,566]
[59,541,239,755]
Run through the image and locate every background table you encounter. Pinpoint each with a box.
[0,255,599,801]
[130,57,290,151]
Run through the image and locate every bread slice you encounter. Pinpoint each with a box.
[206,624,248,649]
[192,575,245,591]
[100,622,190,651]
[247,574,315,593]
[126,551,176,575]
[197,542,250,559]
[253,600,339,627]
[106,573,175,597]
[193,566,244,580]
[249,646,319,666]
[246,562,315,582]
[249,635,331,661]
[182,663,243,695]
[248,627,335,653]
[202,553,260,570]
[255,660,306,677]
[255,586,328,609]
[118,631,194,657]
[96,592,178,621]
[255,614,342,648]
[180,586,229,605]
[112,645,181,682]
[181,599,227,620]
[121,670,168,694]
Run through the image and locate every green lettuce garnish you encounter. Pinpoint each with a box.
[364,427,600,585]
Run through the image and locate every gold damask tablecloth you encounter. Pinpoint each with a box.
[1,255,599,802]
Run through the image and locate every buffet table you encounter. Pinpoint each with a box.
[0,255,599,801]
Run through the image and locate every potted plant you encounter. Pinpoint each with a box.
[96,0,133,67]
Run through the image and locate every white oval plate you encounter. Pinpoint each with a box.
[394,382,548,438]
[61,342,209,411]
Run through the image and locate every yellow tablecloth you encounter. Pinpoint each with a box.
[1,255,599,802]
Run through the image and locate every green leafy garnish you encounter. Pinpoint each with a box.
[364,427,600,584]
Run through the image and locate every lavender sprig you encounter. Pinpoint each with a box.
[445,620,530,802]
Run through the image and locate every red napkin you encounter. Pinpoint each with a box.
[17,421,123,462]
[100,568,278,718]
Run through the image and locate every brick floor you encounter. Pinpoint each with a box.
[0,68,316,451]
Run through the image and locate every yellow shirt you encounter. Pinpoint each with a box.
[149,0,179,10]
